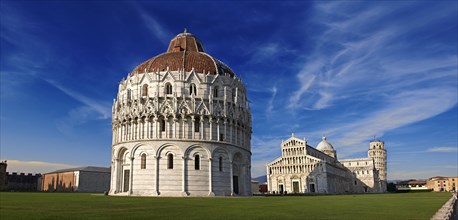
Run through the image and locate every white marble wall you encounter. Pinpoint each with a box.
[77,171,110,192]
[110,141,251,196]
[110,70,252,197]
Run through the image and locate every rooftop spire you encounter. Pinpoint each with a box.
[184,27,187,33]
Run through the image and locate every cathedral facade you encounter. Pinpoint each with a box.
[266,135,387,194]
[110,31,252,196]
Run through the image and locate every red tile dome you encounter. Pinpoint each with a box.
[130,31,235,77]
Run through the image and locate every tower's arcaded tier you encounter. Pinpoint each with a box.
[110,31,252,197]
[368,140,387,192]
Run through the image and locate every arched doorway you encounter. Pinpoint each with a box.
[116,148,129,193]
[232,152,244,195]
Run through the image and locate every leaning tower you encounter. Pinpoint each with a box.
[368,140,387,192]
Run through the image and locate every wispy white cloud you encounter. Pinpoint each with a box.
[55,106,105,135]
[44,79,111,119]
[42,79,111,135]
[289,2,457,109]
[283,2,457,157]
[2,159,81,174]
[427,147,458,153]
[330,87,457,157]
[131,2,171,44]
[251,135,284,176]
[313,91,333,110]
[266,85,277,114]
[289,74,316,109]
[0,4,49,95]
[248,43,295,64]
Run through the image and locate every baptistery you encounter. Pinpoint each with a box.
[110,30,252,196]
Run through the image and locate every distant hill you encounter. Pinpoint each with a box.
[252,175,267,183]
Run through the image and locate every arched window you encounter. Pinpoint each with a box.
[123,170,130,192]
[219,156,223,172]
[126,89,132,101]
[165,83,172,95]
[142,84,148,97]
[232,88,236,102]
[213,86,219,98]
[194,117,200,132]
[194,155,200,170]
[167,154,173,169]
[219,133,224,141]
[141,154,146,169]
[160,118,166,132]
[189,83,197,96]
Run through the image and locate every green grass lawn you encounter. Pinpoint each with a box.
[0,192,451,220]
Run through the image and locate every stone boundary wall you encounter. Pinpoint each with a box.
[5,172,42,191]
[431,193,457,220]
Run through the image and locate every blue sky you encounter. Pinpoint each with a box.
[1,0,457,180]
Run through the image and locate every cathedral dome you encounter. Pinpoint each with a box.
[130,30,235,77]
[316,136,335,152]
[110,30,252,197]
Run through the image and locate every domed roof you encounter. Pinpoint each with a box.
[316,136,335,152]
[130,30,235,77]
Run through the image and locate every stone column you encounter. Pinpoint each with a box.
[125,123,128,141]
[118,124,122,142]
[117,125,120,143]
[182,156,188,196]
[116,158,121,193]
[130,122,133,140]
[229,121,232,143]
[181,116,186,139]
[200,116,204,140]
[126,123,129,141]
[129,157,134,195]
[112,127,115,144]
[234,124,238,145]
[165,117,169,139]
[154,156,160,196]
[130,121,134,140]
[137,118,142,140]
[209,117,213,141]
[112,126,116,144]
[216,119,220,141]
[111,159,118,194]
[133,120,137,140]
[146,117,150,139]
[126,121,132,141]
[266,165,271,194]
[173,117,178,139]
[241,127,244,147]
[191,116,195,139]
[120,124,124,142]
[154,117,158,139]
[124,123,128,141]
[208,157,214,196]
[230,160,234,196]
[223,120,227,142]
[141,118,146,139]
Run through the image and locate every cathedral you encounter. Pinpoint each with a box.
[266,135,387,194]
[109,30,252,196]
